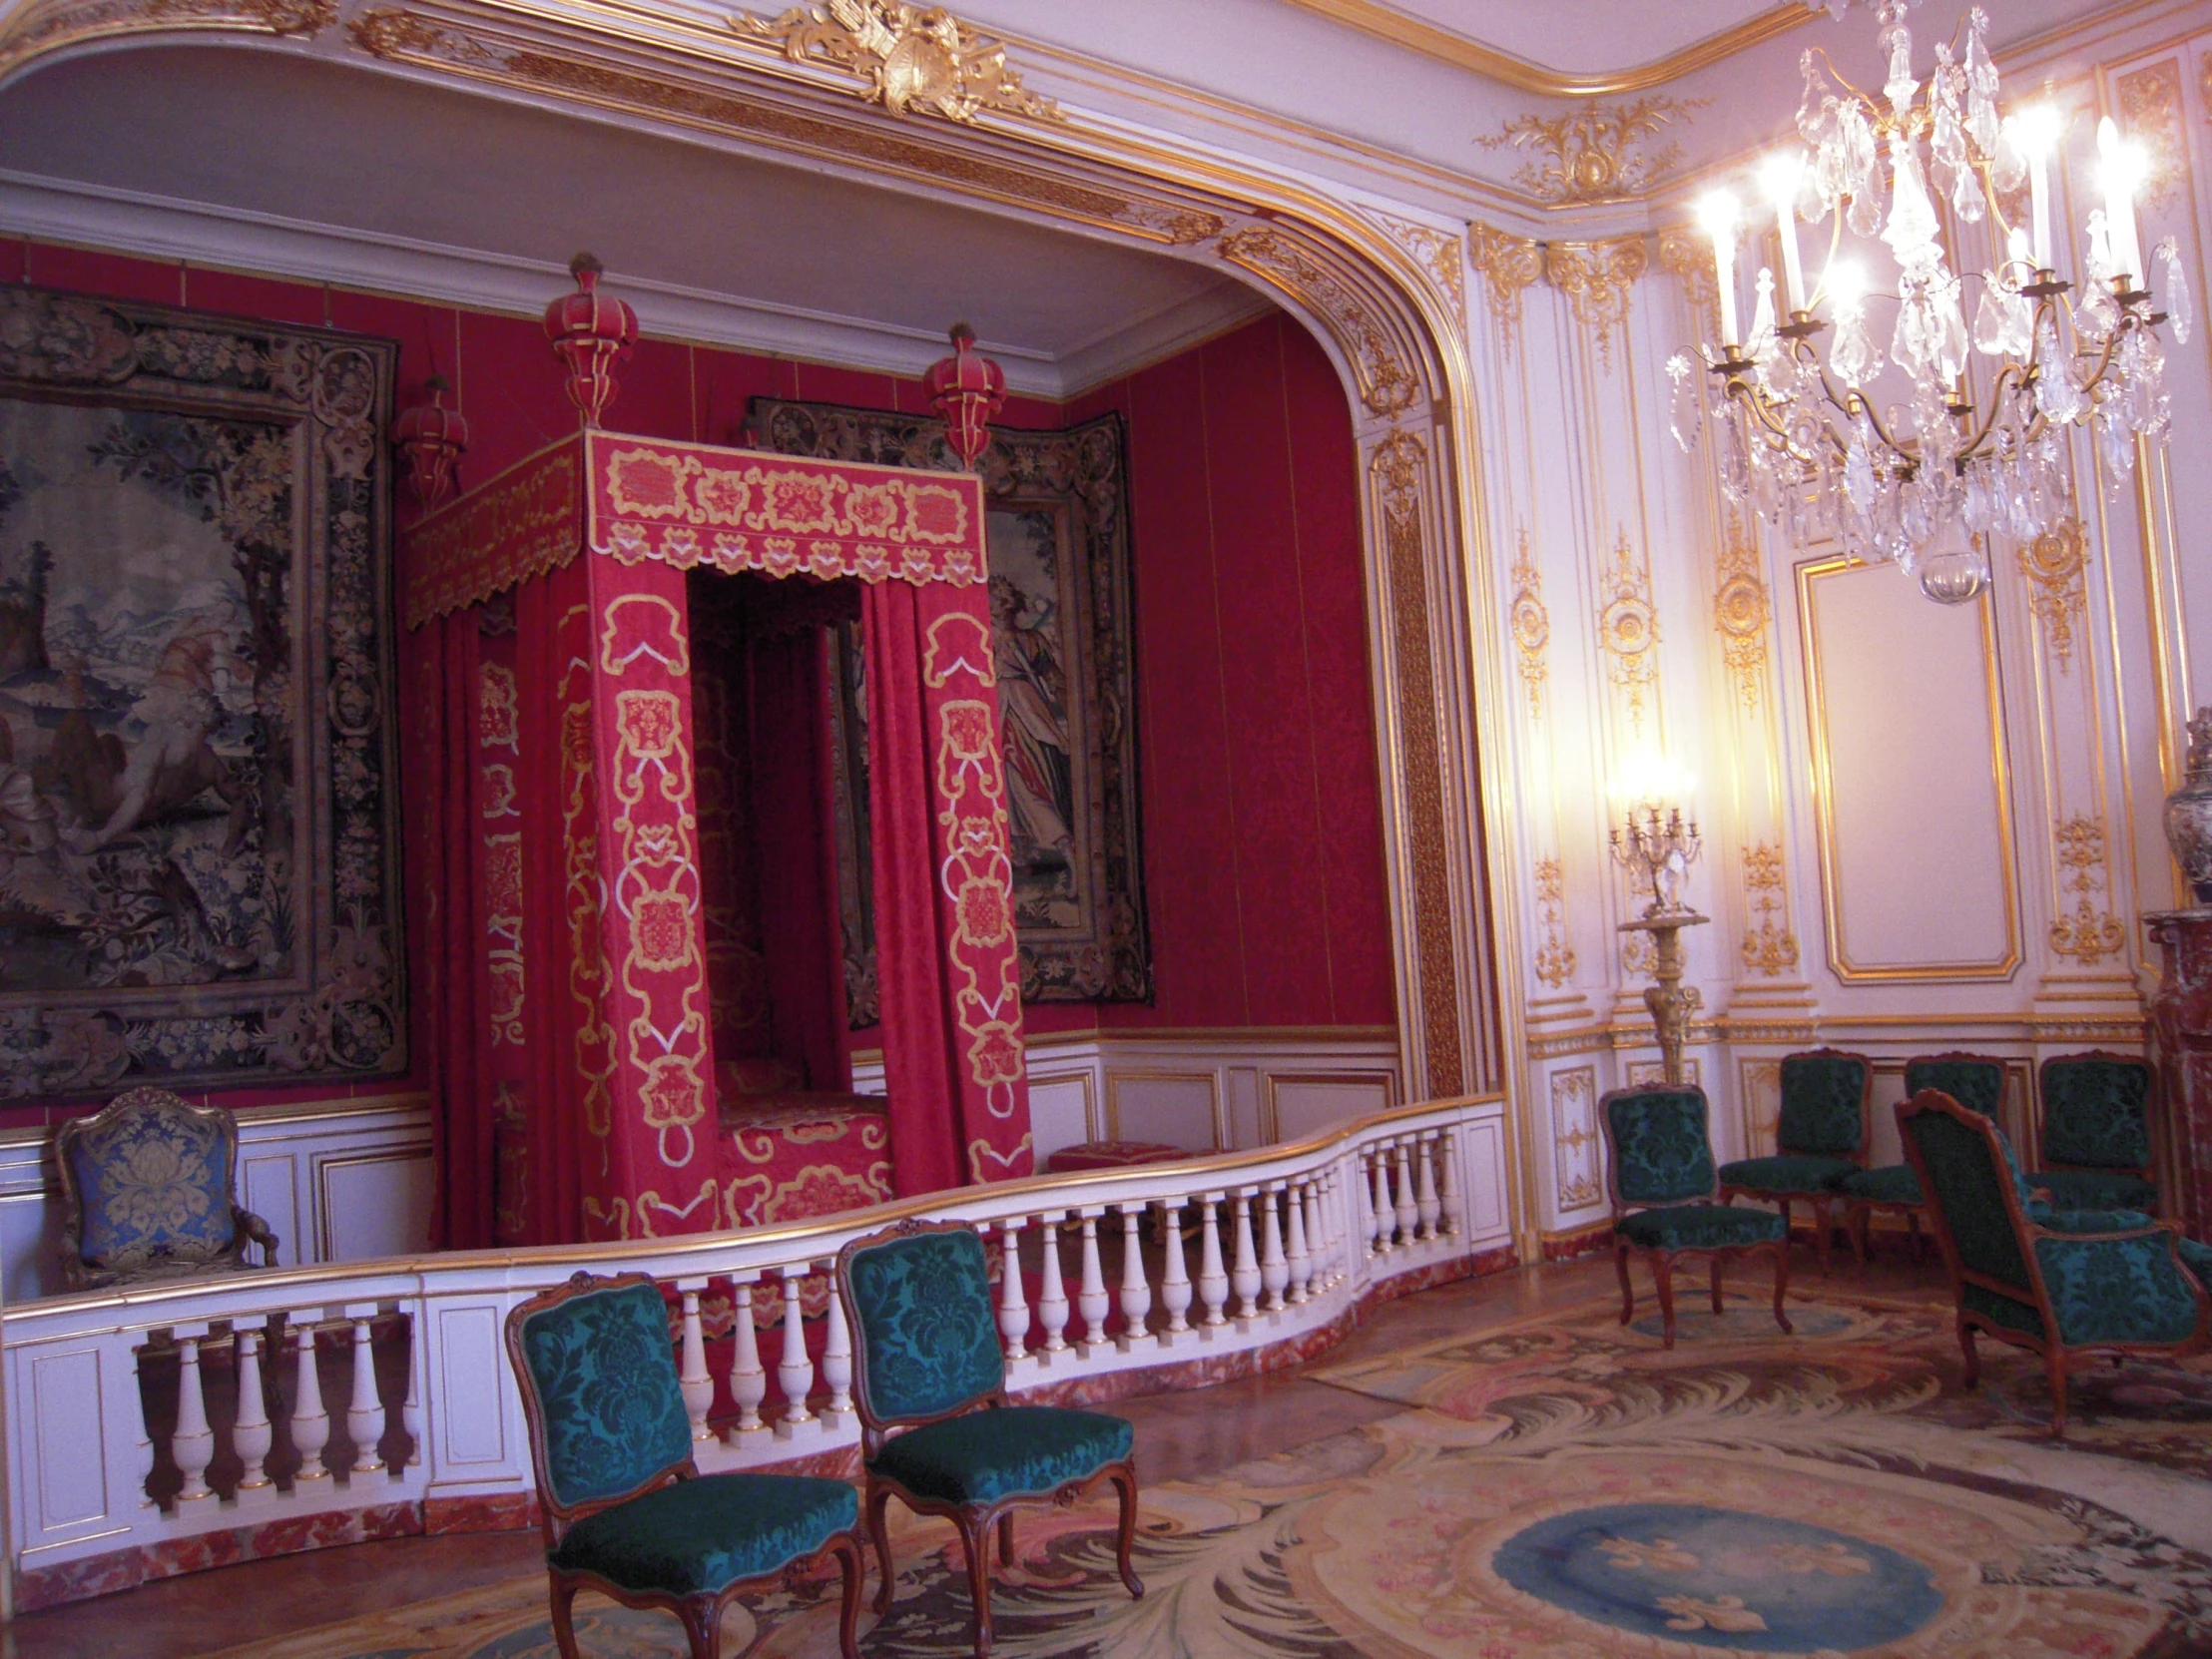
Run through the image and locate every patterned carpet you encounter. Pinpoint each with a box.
[210,1287,2212,1658]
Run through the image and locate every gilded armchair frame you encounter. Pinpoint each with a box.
[835,1218,1141,1659]
[52,1087,278,1291]
[503,1272,865,1659]
[1898,1091,2210,1437]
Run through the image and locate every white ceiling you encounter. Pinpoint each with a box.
[0,46,1271,397]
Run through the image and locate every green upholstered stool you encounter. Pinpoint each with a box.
[2028,1053,2159,1219]
[1839,1052,2006,1268]
[1899,1090,2209,1436]
[838,1221,1142,1658]
[1716,1048,1872,1274]
[505,1273,864,1659]
[1601,1085,1794,1350]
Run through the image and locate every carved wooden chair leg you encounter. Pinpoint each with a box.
[1614,1241,1636,1326]
[1651,1253,1677,1349]
[958,1512,996,1657]
[1777,1197,1793,1262]
[1848,1201,1870,1268]
[1709,1252,1725,1316]
[866,1483,896,1614]
[2045,1349,2070,1438]
[1110,1463,1145,1599]
[1769,1239,1793,1334]
[1907,1207,1923,1265]
[997,1511,1015,1567]
[549,1576,583,1659]
[1957,1320,1980,1388]
[678,1596,720,1659]
[1809,1197,1833,1275]
[831,1534,864,1659]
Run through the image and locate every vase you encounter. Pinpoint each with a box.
[2169,706,2212,905]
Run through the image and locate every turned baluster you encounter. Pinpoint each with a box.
[1117,1204,1153,1351]
[1158,1196,1193,1338]
[678,1287,715,1441]
[399,1313,423,1468]
[290,1315,331,1481]
[776,1269,814,1431]
[822,1267,854,1421]
[1196,1195,1230,1329]
[1305,1176,1330,1289]
[1259,1185,1289,1314]
[1368,1147,1392,1252]
[234,1321,274,1491]
[1076,1210,1111,1355]
[1230,1190,1262,1322]
[132,1349,157,1507]
[1285,1179,1311,1304]
[728,1277,768,1436]
[345,1310,383,1474]
[171,1328,216,1502]
[1036,1213,1071,1355]
[1436,1133,1463,1236]
[1394,1138,1420,1244]
[998,1218,1030,1363]
[1415,1133,1441,1240]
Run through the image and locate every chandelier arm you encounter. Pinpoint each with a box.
[1950,361,2029,464]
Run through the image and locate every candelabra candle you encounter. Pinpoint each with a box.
[1610,805,1703,919]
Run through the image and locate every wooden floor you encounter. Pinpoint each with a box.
[1,1248,1942,1659]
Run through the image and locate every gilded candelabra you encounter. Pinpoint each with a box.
[1612,802,1709,1087]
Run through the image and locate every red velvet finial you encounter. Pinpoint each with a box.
[923,321,1005,470]
[543,252,639,428]
[391,372,471,509]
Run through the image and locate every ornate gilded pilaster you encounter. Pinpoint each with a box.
[1739,843,1800,977]
[1365,211,1467,338]
[1657,223,1720,343]
[2020,518,2088,674]
[1548,1065,1601,1211]
[1533,857,1577,989]
[1595,526,1660,734]
[2049,817,2126,965]
[2119,59,2184,211]
[1713,521,1772,711]
[1508,528,1549,720]
[1543,235,1648,370]
[1467,221,1543,357]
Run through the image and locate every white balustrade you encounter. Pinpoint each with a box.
[1305,1176,1329,1289]
[1076,1210,1111,1355]
[728,1276,768,1436]
[170,1329,215,1503]
[1158,1197,1193,1340]
[345,1310,382,1475]
[1370,1148,1392,1252]
[399,1327,423,1468]
[289,1315,330,1480]
[1230,1191,1261,1323]
[1117,1206,1153,1352]
[1394,1139,1419,1244]
[821,1268,854,1421]
[1036,1214,1071,1355]
[1437,1133,1464,1237]
[998,1219,1030,1362]
[234,1323,273,1491]
[1285,1180,1311,1304]
[1196,1194,1230,1330]
[1259,1185,1289,1314]
[1415,1135,1441,1240]
[678,1286,715,1441]
[775,1270,814,1432]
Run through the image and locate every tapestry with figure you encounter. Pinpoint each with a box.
[751,399,1150,1008]
[0,286,403,1099]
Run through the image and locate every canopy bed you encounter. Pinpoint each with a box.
[394,269,1033,1248]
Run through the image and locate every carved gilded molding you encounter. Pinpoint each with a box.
[2020,517,2088,672]
[1656,223,1720,345]
[1479,97,1705,206]
[1595,524,1659,732]
[1508,527,1549,720]
[1364,211,1466,337]
[0,0,332,73]
[1467,221,1542,355]
[2119,59,2184,213]
[1548,1065,1599,1211]
[1739,842,1800,978]
[1713,520,1771,711]
[1544,235,1647,370]
[1220,229,1418,414]
[2050,816,2125,965]
[1532,856,1576,989]
[730,1,1062,124]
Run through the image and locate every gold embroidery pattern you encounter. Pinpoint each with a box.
[2120,60,2184,213]
[1741,842,1799,978]
[1467,222,1543,356]
[1509,528,1549,720]
[1533,857,1576,989]
[1478,97,1705,206]
[2019,518,2088,673]
[1596,526,1659,731]
[731,0,1063,124]
[1545,236,1648,370]
[2050,816,2125,965]
[1372,431,1464,1094]
[1220,228,1419,416]
[1549,1066,1601,1211]
[1713,523,1771,711]
[1366,211,1466,334]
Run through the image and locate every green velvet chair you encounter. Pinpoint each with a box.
[1601,1085,1794,1350]
[1898,1090,2209,1436]
[837,1219,1142,1657]
[1716,1048,1872,1273]
[504,1273,865,1659]
[2028,1052,2159,1215]
[53,1087,279,1290]
[1836,1052,2006,1266]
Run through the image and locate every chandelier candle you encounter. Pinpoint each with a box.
[1699,191,1744,346]
[1764,151,1809,313]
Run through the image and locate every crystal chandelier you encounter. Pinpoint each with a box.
[1669,0,2191,604]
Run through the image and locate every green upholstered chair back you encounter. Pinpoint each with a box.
[1904,1054,2004,1119]
[2039,1054,2153,1173]
[1775,1050,1870,1157]
[510,1276,694,1517]
[55,1088,241,1279]
[1898,1095,2033,1294]
[841,1223,1005,1428]
[1601,1087,1717,1209]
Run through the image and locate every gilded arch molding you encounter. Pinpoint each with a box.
[0,0,1532,1242]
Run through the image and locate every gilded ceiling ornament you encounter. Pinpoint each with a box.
[1739,841,1799,978]
[1508,528,1549,720]
[1114,201,1226,247]
[1713,523,1771,712]
[2,0,332,70]
[2049,815,2125,965]
[1656,224,1721,348]
[1533,856,1577,990]
[1222,229,1418,415]
[1466,221,1542,355]
[1549,1066,1600,1212]
[1477,95,1706,206]
[730,0,1063,124]
[1595,525,1659,731]
[2119,60,2185,213]
[2019,518,2089,672]
[1544,235,1648,371]
[1366,211,1466,336]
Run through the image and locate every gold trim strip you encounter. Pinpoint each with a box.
[1274,0,1817,97]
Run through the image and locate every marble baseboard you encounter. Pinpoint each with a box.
[1542,1221,1613,1262]
[422,1491,537,1535]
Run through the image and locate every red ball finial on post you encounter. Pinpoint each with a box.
[391,372,471,509]
[923,320,1005,470]
[543,252,638,429]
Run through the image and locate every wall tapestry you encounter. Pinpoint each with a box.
[752,398,1150,1009]
[0,286,403,1099]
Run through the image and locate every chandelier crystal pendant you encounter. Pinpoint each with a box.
[1668,0,2191,605]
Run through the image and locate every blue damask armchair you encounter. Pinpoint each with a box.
[2029,1052,2159,1214]
[1835,1052,2006,1265]
[1716,1048,1873,1273]
[837,1219,1142,1659]
[505,1273,865,1659]
[53,1088,278,1291]
[1898,1089,2210,1436]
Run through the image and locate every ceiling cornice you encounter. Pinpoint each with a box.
[1273,0,1820,98]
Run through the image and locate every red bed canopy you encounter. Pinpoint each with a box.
[397,428,1033,1245]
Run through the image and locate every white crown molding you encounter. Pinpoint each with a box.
[0,168,1268,400]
